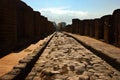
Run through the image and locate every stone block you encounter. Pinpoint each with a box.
[14,63,27,69]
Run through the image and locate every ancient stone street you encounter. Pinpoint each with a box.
[26,32,120,80]
[0,0,120,80]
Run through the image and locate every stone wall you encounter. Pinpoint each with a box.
[0,0,55,56]
[0,0,17,54]
[62,9,120,47]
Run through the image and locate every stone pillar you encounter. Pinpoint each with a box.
[43,17,48,36]
[99,18,104,40]
[24,6,34,42]
[71,24,74,33]
[78,20,83,35]
[16,1,34,47]
[89,20,95,37]
[113,9,120,47]
[48,21,54,34]
[72,19,76,33]
[101,15,112,43]
[94,19,100,39]
[84,20,90,36]
[33,11,41,41]
[74,19,80,34]
[16,1,25,43]
[0,0,17,53]
[39,16,47,38]
[72,19,80,34]
[80,20,85,35]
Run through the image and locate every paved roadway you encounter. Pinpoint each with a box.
[26,32,120,80]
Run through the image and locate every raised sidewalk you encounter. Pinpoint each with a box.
[63,32,120,71]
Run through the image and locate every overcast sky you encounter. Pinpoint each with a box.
[22,0,120,24]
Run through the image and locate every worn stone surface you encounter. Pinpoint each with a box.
[65,32,120,68]
[26,32,120,80]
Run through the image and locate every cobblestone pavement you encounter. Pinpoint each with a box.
[26,32,120,80]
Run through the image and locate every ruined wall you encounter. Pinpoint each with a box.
[62,9,120,47]
[0,0,55,56]
[0,0,17,54]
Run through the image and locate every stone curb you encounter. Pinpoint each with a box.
[0,32,56,80]
[63,32,120,71]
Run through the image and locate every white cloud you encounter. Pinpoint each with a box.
[40,7,88,24]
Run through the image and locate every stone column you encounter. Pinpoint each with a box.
[33,11,41,41]
[24,6,34,42]
[16,1,34,47]
[84,20,90,36]
[0,0,17,53]
[99,17,104,40]
[80,20,85,35]
[113,9,120,47]
[94,19,100,39]
[101,15,112,43]
[89,20,95,37]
